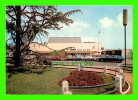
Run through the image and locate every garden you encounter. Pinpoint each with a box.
[6,66,115,94]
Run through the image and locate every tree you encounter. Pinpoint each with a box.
[50,47,74,57]
[6,6,82,67]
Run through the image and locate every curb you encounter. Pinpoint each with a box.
[121,81,131,95]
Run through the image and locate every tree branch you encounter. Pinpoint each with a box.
[21,6,27,12]
[6,12,16,20]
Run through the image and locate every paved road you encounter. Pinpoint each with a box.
[52,61,120,67]
[52,59,132,67]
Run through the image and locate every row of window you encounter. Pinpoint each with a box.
[70,46,95,51]
[77,49,90,51]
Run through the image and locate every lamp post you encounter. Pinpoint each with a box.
[98,31,100,55]
[123,9,128,67]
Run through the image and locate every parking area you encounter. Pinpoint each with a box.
[52,59,132,67]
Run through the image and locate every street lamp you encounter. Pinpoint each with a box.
[123,9,128,67]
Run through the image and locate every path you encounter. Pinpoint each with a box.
[54,65,132,94]
[124,72,132,94]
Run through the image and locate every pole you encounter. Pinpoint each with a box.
[123,9,128,67]
[98,31,100,55]
[124,25,126,67]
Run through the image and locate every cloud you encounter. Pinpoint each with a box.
[116,13,123,27]
[63,21,90,33]
[48,20,91,37]
[98,17,114,28]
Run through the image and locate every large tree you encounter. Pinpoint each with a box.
[6,6,82,67]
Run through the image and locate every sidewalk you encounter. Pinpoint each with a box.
[54,65,132,94]
[124,72,132,94]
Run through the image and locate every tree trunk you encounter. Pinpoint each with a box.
[14,6,21,67]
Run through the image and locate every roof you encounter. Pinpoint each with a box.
[48,37,82,43]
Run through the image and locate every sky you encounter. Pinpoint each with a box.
[34,5,132,49]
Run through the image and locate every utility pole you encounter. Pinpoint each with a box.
[98,31,100,55]
[123,9,128,67]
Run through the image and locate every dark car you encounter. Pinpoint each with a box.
[96,55,124,63]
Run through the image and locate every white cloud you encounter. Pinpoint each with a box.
[63,21,90,33]
[48,21,91,37]
[98,17,114,28]
[117,13,123,27]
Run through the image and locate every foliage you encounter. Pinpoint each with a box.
[50,47,75,57]
[6,6,82,67]
[59,71,104,86]
[6,64,48,75]
[23,65,47,74]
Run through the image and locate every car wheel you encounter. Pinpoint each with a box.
[101,59,104,62]
[96,59,99,61]
[118,60,122,63]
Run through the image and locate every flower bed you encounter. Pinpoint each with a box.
[59,71,104,86]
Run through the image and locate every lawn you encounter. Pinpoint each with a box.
[6,67,114,95]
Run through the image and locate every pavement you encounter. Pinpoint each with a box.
[52,59,132,67]
[121,59,132,94]
[54,59,133,94]
[124,72,132,94]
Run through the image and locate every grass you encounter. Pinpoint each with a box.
[6,68,114,95]
[6,68,74,94]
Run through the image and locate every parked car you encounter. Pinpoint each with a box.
[93,55,103,61]
[84,56,93,61]
[96,55,124,63]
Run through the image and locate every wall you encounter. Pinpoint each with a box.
[121,49,132,59]
[29,42,101,54]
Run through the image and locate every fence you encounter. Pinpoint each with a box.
[62,65,125,95]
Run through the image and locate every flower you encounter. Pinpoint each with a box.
[59,71,104,86]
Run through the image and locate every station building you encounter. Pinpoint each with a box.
[29,37,101,58]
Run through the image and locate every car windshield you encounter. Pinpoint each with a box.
[109,55,121,58]
[93,55,101,57]
[111,55,116,57]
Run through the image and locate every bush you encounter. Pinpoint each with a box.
[25,65,45,74]
[59,71,104,86]
[6,65,47,74]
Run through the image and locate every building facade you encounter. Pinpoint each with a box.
[101,49,132,59]
[29,37,101,59]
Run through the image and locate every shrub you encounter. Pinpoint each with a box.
[59,71,104,86]
[30,68,44,74]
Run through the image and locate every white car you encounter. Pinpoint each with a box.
[84,56,93,61]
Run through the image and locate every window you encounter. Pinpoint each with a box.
[86,53,90,56]
[77,49,82,51]
[70,49,76,51]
